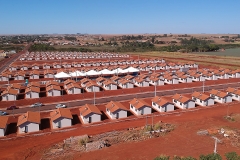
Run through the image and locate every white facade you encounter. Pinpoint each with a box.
[52,117,72,129]
[1,94,17,101]
[14,76,24,80]
[25,92,39,99]
[173,99,195,109]
[135,81,149,87]
[86,86,100,92]
[0,76,9,81]
[0,128,6,137]
[130,105,152,116]
[30,74,39,79]
[80,113,101,124]
[211,95,233,103]
[152,102,174,112]
[18,122,39,134]
[192,97,214,106]
[44,74,54,78]
[106,109,127,119]
[103,84,117,90]
[67,88,82,94]
[47,90,61,96]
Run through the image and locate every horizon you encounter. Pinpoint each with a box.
[1,0,240,34]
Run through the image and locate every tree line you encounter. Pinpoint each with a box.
[154,152,240,160]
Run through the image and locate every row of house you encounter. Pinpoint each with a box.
[1,87,239,136]
[19,52,130,61]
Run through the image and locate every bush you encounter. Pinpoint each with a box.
[225,152,240,160]
[154,155,170,160]
[199,153,222,160]
[173,155,196,160]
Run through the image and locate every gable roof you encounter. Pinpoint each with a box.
[50,108,73,121]
[25,86,40,93]
[0,116,8,129]
[17,111,40,126]
[79,104,102,117]
[172,94,191,103]
[1,88,18,96]
[11,83,22,89]
[46,81,59,87]
[191,91,210,101]
[152,96,173,106]
[226,87,236,93]
[46,85,61,91]
[209,89,228,98]
[129,98,151,109]
[106,101,128,113]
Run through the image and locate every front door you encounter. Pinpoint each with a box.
[25,126,28,133]
[58,121,61,128]
[89,117,92,123]
[116,113,119,119]
[141,109,144,115]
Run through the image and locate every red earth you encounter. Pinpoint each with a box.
[0,99,240,160]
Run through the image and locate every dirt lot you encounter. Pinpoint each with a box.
[0,100,240,160]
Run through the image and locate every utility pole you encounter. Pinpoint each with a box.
[154,83,157,97]
[93,90,95,105]
[203,80,205,93]
[212,136,221,154]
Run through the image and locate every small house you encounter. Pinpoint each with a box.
[46,85,62,96]
[226,87,240,101]
[172,94,195,109]
[1,89,18,101]
[50,108,73,129]
[0,116,9,137]
[152,96,174,112]
[118,79,134,89]
[191,91,214,106]
[106,101,128,119]
[29,70,40,79]
[66,83,82,94]
[134,78,149,87]
[102,80,117,90]
[79,104,102,124]
[25,87,40,99]
[44,70,54,78]
[209,89,232,103]
[129,98,152,116]
[17,111,40,134]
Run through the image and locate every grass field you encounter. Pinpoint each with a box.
[127,51,240,69]
[193,48,240,57]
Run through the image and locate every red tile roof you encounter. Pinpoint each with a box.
[17,111,40,126]
[79,104,102,117]
[129,98,151,109]
[106,101,128,113]
[50,108,73,121]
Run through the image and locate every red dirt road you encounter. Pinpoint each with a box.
[0,101,240,159]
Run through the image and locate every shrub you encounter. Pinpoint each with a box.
[225,152,240,160]
[199,153,222,160]
[154,155,170,160]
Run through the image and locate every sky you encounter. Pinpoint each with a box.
[0,0,240,34]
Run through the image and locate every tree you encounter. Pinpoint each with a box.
[225,152,240,160]
[199,153,222,160]
[154,155,170,160]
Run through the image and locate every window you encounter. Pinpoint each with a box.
[200,100,202,103]
[131,105,133,109]
[218,97,221,100]
[174,99,177,103]
[180,103,182,105]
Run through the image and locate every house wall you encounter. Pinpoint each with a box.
[173,99,195,109]
[0,128,5,137]
[3,94,16,101]
[130,105,152,115]
[193,97,214,106]
[173,79,179,84]
[81,113,101,124]
[152,102,174,112]
[26,92,39,99]
[107,109,127,119]
[15,76,24,80]
[214,96,232,103]
[52,117,72,129]
[231,94,240,101]
[18,122,39,134]
[0,77,8,81]
[30,75,39,79]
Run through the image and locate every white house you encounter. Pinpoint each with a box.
[118,79,134,89]
[209,89,232,103]
[0,73,9,81]
[102,80,117,90]
[149,77,164,86]
[65,83,82,94]
[151,96,174,112]
[50,108,73,129]
[25,87,40,99]
[134,78,149,87]
[96,77,107,86]
[105,101,128,119]
[1,89,18,101]
[172,94,195,109]
[178,75,192,83]
[191,91,214,106]
[226,87,240,101]
[79,104,102,124]
[44,70,54,78]
[29,70,40,79]
[164,75,179,84]
[17,111,40,134]
[129,98,152,116]
[0,116,8,137]
[85,81,100,92]
[46,85,62,96]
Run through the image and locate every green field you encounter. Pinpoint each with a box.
[193,48,240,57]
